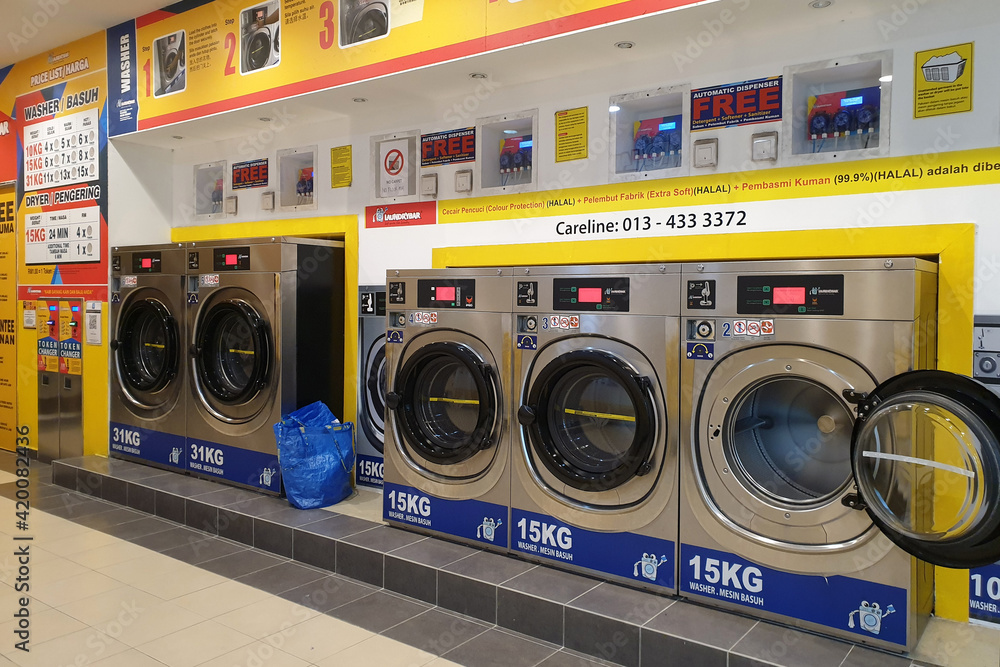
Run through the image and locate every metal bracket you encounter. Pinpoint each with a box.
[842,493,867,511]
[842,389,869,405]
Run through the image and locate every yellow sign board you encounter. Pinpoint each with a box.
[0,189,15,451]
[555,107,589,163]
[914,42,973,118]
[331,145,353,189]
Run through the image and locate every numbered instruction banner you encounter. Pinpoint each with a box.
[107,0,706,134]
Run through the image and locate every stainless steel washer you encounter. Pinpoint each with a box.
[510,264,680,593]
[679,258,1000,651]
[356,285,387,487]
[382,268,512,551]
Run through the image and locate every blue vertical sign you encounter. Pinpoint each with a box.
[106,20,138,136]
[970,564,1000,623]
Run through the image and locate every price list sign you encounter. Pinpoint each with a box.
[23,206,101,265]
[22,108,99,190]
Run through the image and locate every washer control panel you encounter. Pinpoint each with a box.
[974,317,1000,392]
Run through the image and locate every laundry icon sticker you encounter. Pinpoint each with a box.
[848,601,894,636]
[517,335,537,350]
[687,342,714,360]
[634,553,669,582]
[477,517,502,543]
[386,330,404,344]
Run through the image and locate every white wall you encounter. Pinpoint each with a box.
[115,0,1000,311]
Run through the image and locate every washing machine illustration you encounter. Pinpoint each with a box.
[241,1,281,74]
[340,0,388,47]
[382,268,512,551]
[356,285,387,487]
[679,258,1000,651]
[153,30,186,97]
[510,264,680,593]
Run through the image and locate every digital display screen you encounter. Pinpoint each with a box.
[773,287,806,305]
[213,247,251,271]
[659,122,677,131]
[142,258,152,269]
[49,305,57,311]
[578,287,603,303]
[71,306,80,312]
[841,96,863,107]
[520,140,533,148]
[225,254,238,266]
[434,286,456,302]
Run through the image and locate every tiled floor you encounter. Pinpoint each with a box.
[0,457,612,667]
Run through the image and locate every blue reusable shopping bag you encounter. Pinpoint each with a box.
[273,401,355,509]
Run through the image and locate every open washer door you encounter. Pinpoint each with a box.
[852,370,1000,568]
[387,338,501,471]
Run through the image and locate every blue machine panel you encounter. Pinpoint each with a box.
[109,422,186,472]
[680,544,908,647]
[384,482,507,548]
[970,564,1000,624]
[511,508,675,590]
[356,454,384,488]
[186,437,281,493]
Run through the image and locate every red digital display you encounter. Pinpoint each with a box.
[578,287,603,303]
[773,286,806,305]
[225,254,238,266]
[141,258,152,268]
[434,286,456,301]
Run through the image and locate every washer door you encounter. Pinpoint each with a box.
[360,333,387,452]
[388,337,500,472]
[114,293,180,409]
[347,3,388,44]
[246,30,271,70]
[519,343,659,499]
[852,370,1000,568]
[193,292,273,423]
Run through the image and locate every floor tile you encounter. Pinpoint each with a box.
[643,601,755,650]
[39,530,123,557]
[199,549,286,579]
[441,628,558,667]
[278,575,377,613]
[567,583,670,625]
[68,507,145,531]
[329,486,383,523]
[94,601,202,648]
[30,570,126,607]
[137,619,255,666]
[263,613,372,662]
[96,550,185,585]
[129,561,228,600]
[536,649,620,667]
[4,554,88,587]
[383,608,490,656]
[160,536,248,565]
[235,561,326,595]
[216,596,319,639]
[89,649,171,666]
[443,550,536,585]
[66,541,155,569]
[2,627,130,666]
[0,608,86,645]
[130,526,213,553]
[297,514,379,539]
[101,516,176,541]
[316,634,439,667]
[172,579,271,618]
[328,590,431,633]
[501,565,600,604]
[56,585,166,626]
[729,621,852,667]
[197,641,311,667]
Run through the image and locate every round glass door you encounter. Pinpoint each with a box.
[361,335,387,452]
[852,370,1000,568]
[390,341,498,464]
[195,300,271,405]
[116,297,179,395]
[519,349,656,492]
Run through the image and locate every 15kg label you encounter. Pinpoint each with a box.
[383,482,507,547]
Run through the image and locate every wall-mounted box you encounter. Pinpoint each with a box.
[477,110,537,193]
[610,85,689,182]
[194,161,226,220]
[277,145,318,212]
[370,130,420,202]
[783,51,891,161]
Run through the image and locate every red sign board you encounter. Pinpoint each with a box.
[232,158,269,190]
[365,201,437,229]
[421,128,476,167]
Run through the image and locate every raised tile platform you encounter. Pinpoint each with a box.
[46,456,1000,667]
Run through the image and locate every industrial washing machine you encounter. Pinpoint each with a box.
[110,244,188,472]
[186,238,344,493]
[241,1,280,73]
[679,258,1000,651]
[356,285,387,487]
[383,268,512,551]
[153,30,185,96]
[511,264,680,593]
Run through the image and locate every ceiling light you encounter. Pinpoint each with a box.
[258,117,271,122]
[879,74,893,82]
[615,41,634,50]
[171,135,183,140]
[353,97,368,103]
[809,0,832,7]
[469,72,488,80]
[503,130,518,134]
[609,104,621,113]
